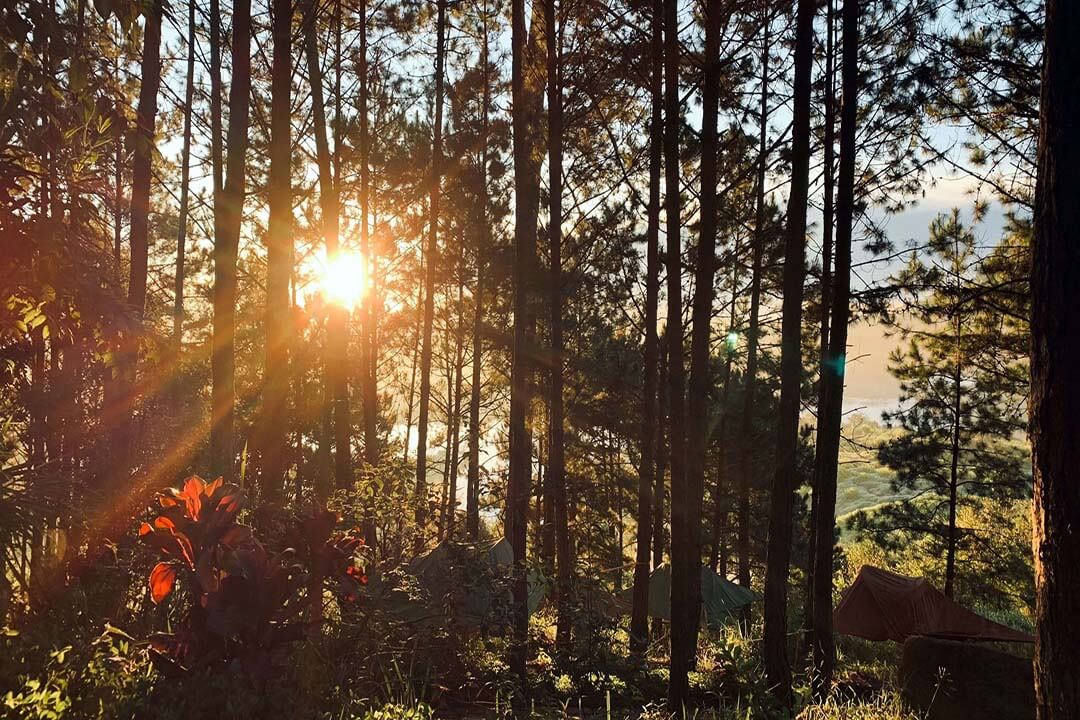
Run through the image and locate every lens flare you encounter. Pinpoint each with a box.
[321,250,367,310]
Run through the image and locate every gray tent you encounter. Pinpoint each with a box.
[379,538,547,627]
[616,564,758,629]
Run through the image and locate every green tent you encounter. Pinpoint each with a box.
[374,538,547,628]
[617,564,758,629]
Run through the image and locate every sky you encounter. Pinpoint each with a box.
[841,172,1008,420]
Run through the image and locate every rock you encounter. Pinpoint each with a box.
[899,636,1033,720]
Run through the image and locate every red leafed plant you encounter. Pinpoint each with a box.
[139,476,366,677]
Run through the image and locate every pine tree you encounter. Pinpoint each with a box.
[851,211,1029,602]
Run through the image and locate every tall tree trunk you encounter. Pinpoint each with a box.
[210,0,223,196]
[945,317,962,598]
[115,0,163,483]
[466,206,486,535]
[1031,3,1080,716]
[674,0,720,698]
[330,0,352,493]
[262,0,293,503]
[663,0,688,700]
[709,324,735,572]
[416,0,448,542]
[738,0,770,597]
[654,342,668,574]
[359,0,379,495]
[210,0,253,482]
[173,0,196,353]
[305,0,350,494]
[466,0,493,544]
[443,280,466,540]
[804,0,835,664]
[631,0,663,656]
[545,0,572,653]
[762,0,814,705]
[508,0,545,686]
[809,0,855,697]
[403,260,424,467]
[466,8,490,543]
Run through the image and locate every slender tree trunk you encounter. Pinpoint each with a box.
[330,0,352,493]
[631,0,663,656]
[113,132,123,275]
[1031,3,1080,717]
[466,258,484,539]
[210,0,223,196]
[544,0,572,653]
[403,262,424,467]
[416,0,448,542]
[173,0,196,353]
[945,326,961,598]
[466,3,493,544]
[304,1,350,494]
[762,0,814,705]
[210,0,253,482]
[445,280,466,540]
[674,0,720,697]
[709,339,734,572]
[466,13,490,542]
[738,0,770,597]
[804,0,835,664]
[508,0,545,686]
[439,337,455,540]
[262,0,293,503]
[809,0,855,697]
[115,0,163,483]
[663,0,688,700]
[359,0,379,513]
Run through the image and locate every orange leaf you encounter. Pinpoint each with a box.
[150,562,178,604]
[205,477,224,497]
[181,476,205,520]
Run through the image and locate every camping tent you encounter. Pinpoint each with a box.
[616,564,758,629]
[398,538,547,626]
[833,565,1034,643]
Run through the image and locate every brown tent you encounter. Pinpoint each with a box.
[833,565,1033,644]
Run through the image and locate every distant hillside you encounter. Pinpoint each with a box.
[830,414,1031,533]
[834,414,904,520]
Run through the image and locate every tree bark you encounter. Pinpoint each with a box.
[738,0,770,593]
[508,0,545,686]
[663,0,687,700]
[262,0,293,503]
[674,0,720,697]
[544,0,572,653]
[762,0,814,706]
[114,0,163,484]
[210,0,253,483]
[654,342,668,574]
[466,1,492,544]
[804,0,835,665]
[359,0,379,528]
[631,0,663,656]
[329,0,352,494]
[416,0,448,542]
[809,0,855,698]
[304,0,351,496]
[1031,3,1080,717]
[172,0,196,353]
[445,280,466,540]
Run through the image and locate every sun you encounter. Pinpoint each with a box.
[319,249,368,310]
